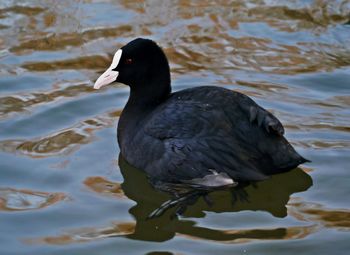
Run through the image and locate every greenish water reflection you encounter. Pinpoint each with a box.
[120,156,313,242]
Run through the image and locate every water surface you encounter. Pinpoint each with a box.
[0,1,350,254]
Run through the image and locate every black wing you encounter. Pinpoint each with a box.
[142,87,301,183]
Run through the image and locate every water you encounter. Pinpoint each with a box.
[0,1,349,254]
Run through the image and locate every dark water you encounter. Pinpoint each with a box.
[1,1,350,254]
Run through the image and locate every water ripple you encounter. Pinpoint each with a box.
[0,188,66,211]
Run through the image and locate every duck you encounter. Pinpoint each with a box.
[94,38,309,189]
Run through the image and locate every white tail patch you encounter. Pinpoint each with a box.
[185,170,237,188]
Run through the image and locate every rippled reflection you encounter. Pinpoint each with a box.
[0,110,118,157]
[24,222,136,245]
[289,199,350,230]
[0,188,66,211]
[84,176,125,199]
[118,155,313,242]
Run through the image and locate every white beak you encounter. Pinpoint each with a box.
[94,49,122,89]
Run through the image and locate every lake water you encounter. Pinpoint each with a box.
[0,1,349,254]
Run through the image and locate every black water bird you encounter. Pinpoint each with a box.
[94,38,309,193]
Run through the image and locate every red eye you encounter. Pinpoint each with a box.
[125,58,133,64]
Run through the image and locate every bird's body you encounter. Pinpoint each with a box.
[118,85,307,186]
[94,38,309,189]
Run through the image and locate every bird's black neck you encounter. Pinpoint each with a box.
[129,81,171,108]
[117,69,171,145]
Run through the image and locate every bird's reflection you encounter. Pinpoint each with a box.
[118,154,313,242]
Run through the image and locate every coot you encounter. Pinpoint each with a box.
[94,38,309,188]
